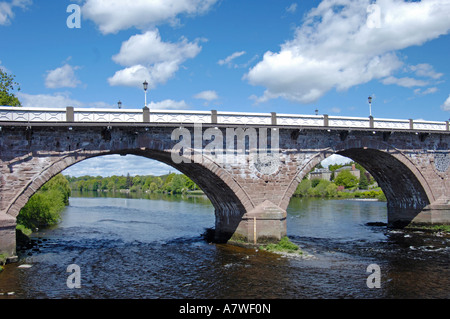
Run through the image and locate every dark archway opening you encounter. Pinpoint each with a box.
[337,148,431,227]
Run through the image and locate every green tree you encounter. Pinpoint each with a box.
[311,180,331,197]
[125,173,132,189]
[17,174,71,230]
[334,170,359,189]
[41,173,71,205]
[311,178,321,188]
[0,69,21,106]
[359,173,369,190]
[326,183,338,197]
[294,179,311,197]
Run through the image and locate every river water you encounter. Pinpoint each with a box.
[0,193,449,299]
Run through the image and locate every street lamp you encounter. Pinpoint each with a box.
[118,100,122,109]
[368,96,373,117]
[143,80,149,108]
[315,108,318,116]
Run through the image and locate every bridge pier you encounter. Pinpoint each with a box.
[0,214,17,259]
[411,198,450,226]
[230,201,287,244]
[212,201,287,244]
[387,196,450,227]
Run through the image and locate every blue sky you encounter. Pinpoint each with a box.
[1,0,450,176]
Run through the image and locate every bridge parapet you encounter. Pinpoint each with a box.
[0,106,449,132]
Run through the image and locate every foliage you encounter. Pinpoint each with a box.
[307,179,331,197]
[359,173,369,190]
[294,179,311,197]
[310,178,321,188]
[0,69,21,106]
[334,170,359,189]
[66,173,200,195]
[259,236,302,254]
[16,174,71,231]
[294,176,385,200]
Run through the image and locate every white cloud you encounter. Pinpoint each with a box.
[18,92,85,108]
[63,155,174,177]
[18,92,188,110]
[108,30,202,88]
[286,3,297,14]
[246,0,450,104]
[409,63,443,80]
[321,154,351,168]
[45,64,81,89]
[82,0,218,34]
[0,0,31,25]
[330,107,341,114]
[193,90,218,101]
[414,87,438,96]
[381,76,428,88]
[149,99,189,110]
[441,95,450,111]
[218,51,246,67]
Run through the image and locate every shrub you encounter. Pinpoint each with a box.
[334,170,359,188]
[17,174,70,230]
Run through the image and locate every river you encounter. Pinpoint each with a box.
[0,192,449,299]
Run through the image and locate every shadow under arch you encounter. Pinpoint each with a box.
[337,148,431,227]
[281,147,432,228]
[7,149,253,243]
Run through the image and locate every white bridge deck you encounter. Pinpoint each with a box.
[0,106,448,132]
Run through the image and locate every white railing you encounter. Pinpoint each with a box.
[0,106,448,132]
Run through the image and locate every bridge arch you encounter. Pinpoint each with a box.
[280,145,433,227]
[5,149,254,243]
[337,147,431,227]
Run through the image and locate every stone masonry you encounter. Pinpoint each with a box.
[1,122,450,257]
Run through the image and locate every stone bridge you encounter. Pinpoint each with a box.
[1,106,450,258]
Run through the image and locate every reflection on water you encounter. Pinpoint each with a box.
[0,194,449,299]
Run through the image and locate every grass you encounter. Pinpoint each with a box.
[259,236,303,255]
[406,224,450,233]
[16,224,32,236]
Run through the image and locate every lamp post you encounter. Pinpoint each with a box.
[315,108,318,116]
[368,96,373,117]
[118,100,122,109]
[143,80,149,108]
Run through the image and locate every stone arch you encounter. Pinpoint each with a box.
[337,148,431,226]
[5,149,254,243]
[280,144,434,227]
[278,151,329,211]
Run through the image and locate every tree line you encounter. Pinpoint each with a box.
[66,173,201,195]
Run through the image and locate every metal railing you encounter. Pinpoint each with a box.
[0,106,448,132]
